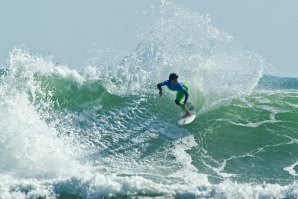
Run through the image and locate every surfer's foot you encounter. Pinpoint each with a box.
[182,111,191,118]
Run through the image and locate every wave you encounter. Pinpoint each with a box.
[0,50,297,198]
[258,75,298,90]
[0,2,297,199]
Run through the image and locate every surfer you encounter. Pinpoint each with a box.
[157,73,191,118]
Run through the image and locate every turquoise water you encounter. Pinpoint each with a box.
[0,2,297,199]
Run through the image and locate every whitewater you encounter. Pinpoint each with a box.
[0,2,297,199]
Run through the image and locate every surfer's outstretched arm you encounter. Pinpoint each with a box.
[157,82,164,96]
[157,83,163,90]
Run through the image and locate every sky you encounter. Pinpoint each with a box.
[0,0,297,77]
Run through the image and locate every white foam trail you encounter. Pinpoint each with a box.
[201,181,298,199]
[286,102,298,108]
[284,160,298,176]
[216,99,289,128]
[218,118,278,128]
[0,172,297,198]
[171,135,209,185]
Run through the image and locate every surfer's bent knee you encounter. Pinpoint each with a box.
[175,99,181,106]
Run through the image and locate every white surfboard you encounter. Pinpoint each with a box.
[177,103,196,126]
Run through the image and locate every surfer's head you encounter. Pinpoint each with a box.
[169,73,178,84]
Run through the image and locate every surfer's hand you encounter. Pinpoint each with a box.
[159,90,163,96]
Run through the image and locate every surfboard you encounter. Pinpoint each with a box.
[178,103,196,126]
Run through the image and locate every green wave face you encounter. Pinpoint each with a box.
[191,91,298,184]
[30,73,298,186]
[31,75,124,110]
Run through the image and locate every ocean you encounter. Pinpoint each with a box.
[0,2,297,199]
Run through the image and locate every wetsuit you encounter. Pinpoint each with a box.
[157,80,189,108]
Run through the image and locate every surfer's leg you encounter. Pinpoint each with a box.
[175,91,189,112]
[175,99,181,106]
[175,91,183,106]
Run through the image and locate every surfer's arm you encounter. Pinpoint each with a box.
[157,82,163,91]
[157,82,165,96]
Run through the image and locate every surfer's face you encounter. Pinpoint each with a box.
[171,79,178,84]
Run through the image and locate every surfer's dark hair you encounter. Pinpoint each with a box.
[169,73,179,80]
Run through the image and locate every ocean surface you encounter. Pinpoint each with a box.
[0,2,297,199]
